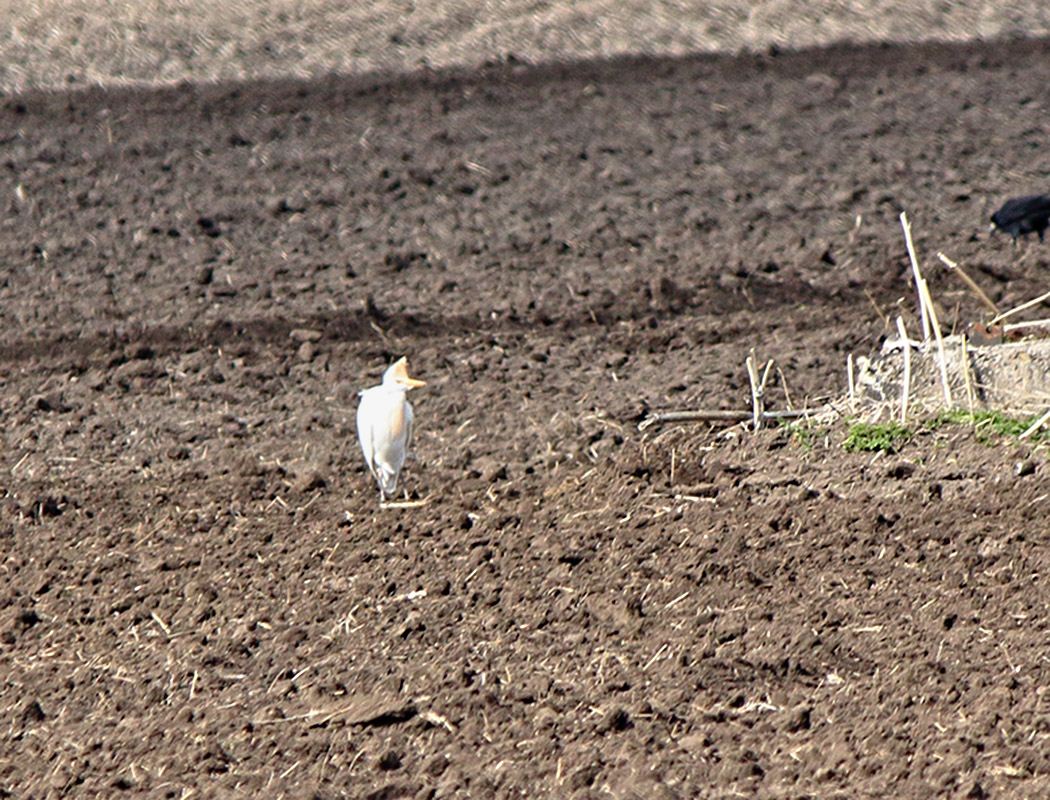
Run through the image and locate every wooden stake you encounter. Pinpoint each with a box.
[961,335,975,417]
[761,359,774,393]
[918,279,953,408]
[896,316,911,424]
[847,353,856,415]
[746,354,764,431]
[900,212,931,341]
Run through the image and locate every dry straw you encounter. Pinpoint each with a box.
[937,252,999,317]
[990,289,1050,327]
[900,212,951,408]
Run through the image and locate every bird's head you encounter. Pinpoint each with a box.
[383,356,426,389]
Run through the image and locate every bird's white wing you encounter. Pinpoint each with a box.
[404,400,415,457]
[356,390,378,478]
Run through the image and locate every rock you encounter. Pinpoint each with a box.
[378,750,402,771]
[292,468,326,492]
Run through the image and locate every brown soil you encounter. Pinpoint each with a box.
[4,36,1050,799]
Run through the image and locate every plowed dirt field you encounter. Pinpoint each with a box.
[4,35,1050,798]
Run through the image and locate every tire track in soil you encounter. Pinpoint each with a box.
[0,273,857,371]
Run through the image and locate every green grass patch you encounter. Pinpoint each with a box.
[780,419,829,451]
[927,409,1048,442]
[843,421,913,453]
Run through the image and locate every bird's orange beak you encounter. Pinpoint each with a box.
[390,357,426,387]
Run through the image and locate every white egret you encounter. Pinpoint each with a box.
[356,357,426,503]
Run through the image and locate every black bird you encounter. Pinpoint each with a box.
[990,194,1050,242]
